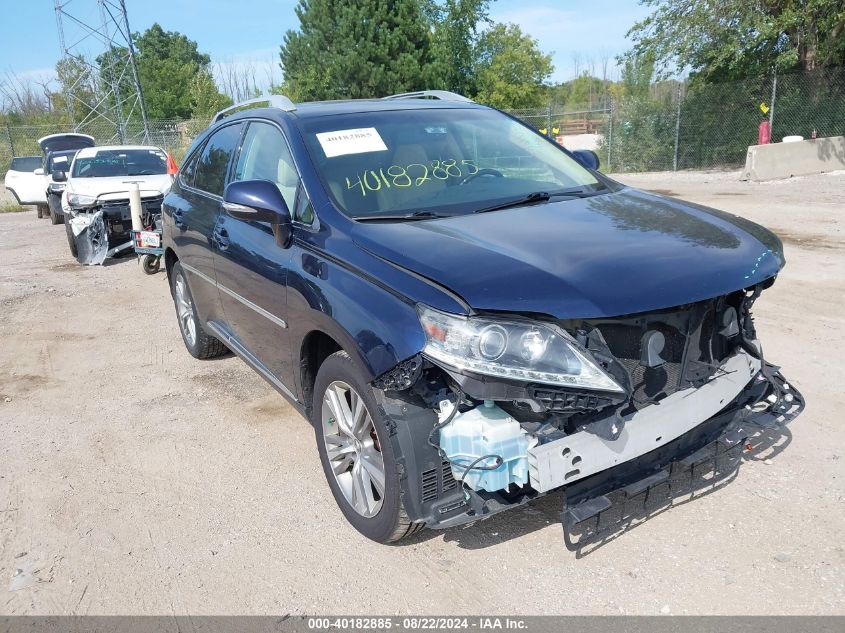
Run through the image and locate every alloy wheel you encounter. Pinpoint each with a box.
[321,381,386,518]
[174,273,197,346]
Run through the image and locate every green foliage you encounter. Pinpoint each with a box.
[279,0,555,109]
[280,0,434,100]
[474,24,552,109]
[52,55,94,123]
[597,55,678,172]
[627,0,845,82]
[423,0,492,95]
[190,70,233,118]
[548,74,609,109]
[135,23,215,119]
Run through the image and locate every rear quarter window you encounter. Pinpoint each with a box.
[11,157,42,172]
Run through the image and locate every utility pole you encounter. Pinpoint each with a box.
[53,0,150,143]
[673,82,682,171]
[768,72,777,139]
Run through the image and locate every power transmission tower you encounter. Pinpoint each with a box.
[53,0,150,143]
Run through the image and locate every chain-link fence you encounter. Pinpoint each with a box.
[0,118,211,173]
[2,67,844,175]
[506,67,845,173]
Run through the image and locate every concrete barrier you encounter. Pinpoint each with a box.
[741,135,845,181]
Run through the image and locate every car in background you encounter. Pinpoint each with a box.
[3,156,48,217]
[60,145,173,257]
[161,93,802,544]
[39,133,96,225]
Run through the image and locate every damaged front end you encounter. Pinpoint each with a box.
[65,195,163,265]
[371,280,803,536]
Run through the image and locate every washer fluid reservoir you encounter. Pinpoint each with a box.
[439,400,536,492]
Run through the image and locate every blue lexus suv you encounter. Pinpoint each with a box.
[162,91,802,544]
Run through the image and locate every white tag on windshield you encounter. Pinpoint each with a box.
[316,127,388,158]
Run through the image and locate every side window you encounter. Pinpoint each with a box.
[193,123,244,196]
[234,121,299,211]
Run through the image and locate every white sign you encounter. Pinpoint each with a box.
[316,127,388,158]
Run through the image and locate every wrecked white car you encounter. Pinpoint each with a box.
[58,145,172,264]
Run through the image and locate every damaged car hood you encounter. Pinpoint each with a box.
[66,175,172,201]
[351,188,784,319]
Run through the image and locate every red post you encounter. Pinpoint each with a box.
[758,120,771,145]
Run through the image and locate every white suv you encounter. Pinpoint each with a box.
[4,156,48,217]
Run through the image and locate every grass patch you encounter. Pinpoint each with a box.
[0,202,28,213]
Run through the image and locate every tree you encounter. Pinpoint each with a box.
[134,23,215,119]
[53,55,97,123]
[422,0,493,95]
[280,0,434,100]
[473,23,552,109]
[626,0,845,82]
[190,69,233,118]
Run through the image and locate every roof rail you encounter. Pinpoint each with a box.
[212,94,296,123]
[382,90,474,103]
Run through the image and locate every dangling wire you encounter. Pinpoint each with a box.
[428,389,504,497]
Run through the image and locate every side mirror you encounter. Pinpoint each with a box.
[51,170,67,182]
[223,180,292,248]
[572,149,600,170]
[34,168,44,176]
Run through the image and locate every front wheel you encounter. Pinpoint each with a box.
[65,220,78,257]
[313,350,424,543]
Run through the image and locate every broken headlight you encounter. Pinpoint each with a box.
[417,305,624,392]
[67,193,96,207]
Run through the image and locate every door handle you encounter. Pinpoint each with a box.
[213,227,230,251]
[172,210,187,230]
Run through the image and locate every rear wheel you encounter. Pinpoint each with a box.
[169,261,227,359]
[65,220,78,257]
[37,204,47,219]
[313,350,424,543]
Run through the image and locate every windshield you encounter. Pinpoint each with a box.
[71,149,167,178]
[299,108,607,219]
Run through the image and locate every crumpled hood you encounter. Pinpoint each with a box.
[351,188,784,319]
[67,174,172,201]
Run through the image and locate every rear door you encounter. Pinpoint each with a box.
[168,122,245,325]
[212,120,298,390]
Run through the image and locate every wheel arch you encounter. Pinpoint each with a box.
[164,247,179,279]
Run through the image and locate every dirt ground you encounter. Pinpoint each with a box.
[1,170,843,615]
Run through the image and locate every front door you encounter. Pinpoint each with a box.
[213,120,298,391]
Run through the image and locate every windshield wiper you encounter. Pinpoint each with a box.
[354,210,446,222]
[473,191,552,214]
[473,186,608,214]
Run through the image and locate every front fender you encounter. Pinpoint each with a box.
[287,243,427,389]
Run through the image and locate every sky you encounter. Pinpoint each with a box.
[0,0,652,89]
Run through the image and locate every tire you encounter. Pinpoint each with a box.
[169,261,227,359]
[65,220,78,258]
[48,194,64,225]
[37,204,47,219]
[313,350,424,543]
[142,255,161,275]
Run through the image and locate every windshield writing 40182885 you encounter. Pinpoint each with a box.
[345,158,479,197]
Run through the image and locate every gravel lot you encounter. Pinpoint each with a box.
[1,170,843,615]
